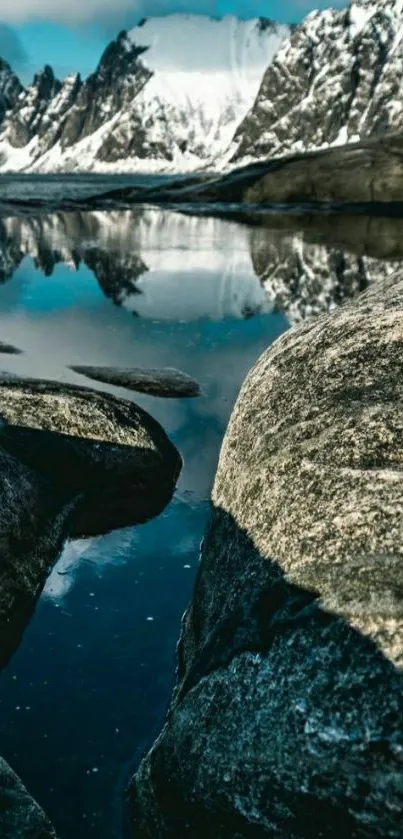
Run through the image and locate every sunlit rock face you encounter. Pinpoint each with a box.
[0,16,289,173]
[129,271,403,838]
[231,0,403,165]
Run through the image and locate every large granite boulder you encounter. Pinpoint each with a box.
[0,758,57,838]
[130,272,403,837]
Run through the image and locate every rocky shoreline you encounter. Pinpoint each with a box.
[2,134,403,217]
[129,271,403,837]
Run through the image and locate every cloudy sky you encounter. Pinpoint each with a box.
[0,1,347,82]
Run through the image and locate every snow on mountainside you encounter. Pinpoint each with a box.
[0,15,289,173]
[230,0,403,165]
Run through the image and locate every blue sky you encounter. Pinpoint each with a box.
[0,2,347,83]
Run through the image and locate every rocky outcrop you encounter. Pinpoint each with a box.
[130,271,403,837]
[0,374,181,837]
[0,376,181,538]
[0,16,288,173]
[231,0,403,165]
[0,374,181,668]
[71,365,201,398]
[0,59,23,126]
[240,134,403,204]
[0,373,180,674]
[0,757,57,838]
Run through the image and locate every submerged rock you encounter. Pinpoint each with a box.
[130,272,403,837]
[70,364,201,398]
[0,342,22,354]
[0,757,57,838]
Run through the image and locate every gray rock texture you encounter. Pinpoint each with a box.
[130,271,403,837]
[242,134,403,204]
[0,376,180,665]
[231,0,403,165]
[0,757,57,838]
[71,365,201,398]
[0,376,181,536]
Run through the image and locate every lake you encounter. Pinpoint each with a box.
[0,194,402,839]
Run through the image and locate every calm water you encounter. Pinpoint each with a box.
[0,200,402,839]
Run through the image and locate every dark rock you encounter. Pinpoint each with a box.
[0,341,22,354]
[70,365,201,398]
[0,376,181,536]
[0,374,180,837]
[129,271,403,837]
[0,445,71,672]
[0,58,23,127]
[0,757,57,838]
[241,134,403,204]
[0,375,180,665]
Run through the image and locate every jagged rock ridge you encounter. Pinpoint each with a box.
[0,15,289,172]
[231,0,403,164]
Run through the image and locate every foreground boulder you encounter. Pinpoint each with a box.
[130,272,403,837]
[0,758,57,838]
[0,376,181,535]
[0,376,180,837]
[0,375,181,667]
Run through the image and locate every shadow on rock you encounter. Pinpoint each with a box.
[0,375,181,838]
[0,757,57,839]
[0,376,181,671]
[129,271,403,838]
[130,506,403,839]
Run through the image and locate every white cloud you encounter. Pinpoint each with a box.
[0,0,137,26]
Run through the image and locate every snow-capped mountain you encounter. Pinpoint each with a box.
[0,15,289,173]
[0,59,23,125]
[230,0,403,164]
[1,1,403,173]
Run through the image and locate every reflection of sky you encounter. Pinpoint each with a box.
[0,211,288,839]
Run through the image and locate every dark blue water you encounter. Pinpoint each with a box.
[0,206,288,838]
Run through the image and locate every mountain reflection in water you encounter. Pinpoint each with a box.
[0,205,402,839]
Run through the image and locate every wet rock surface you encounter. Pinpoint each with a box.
[0,757,58,838]
[130,271,403,837]
[71,364,201,398]
[0,342,22,354]
[0,375,181,837]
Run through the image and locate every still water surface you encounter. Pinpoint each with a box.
[0,206,286,839]
[0,204,402,838]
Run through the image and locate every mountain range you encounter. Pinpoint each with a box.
[0,1,402,173]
